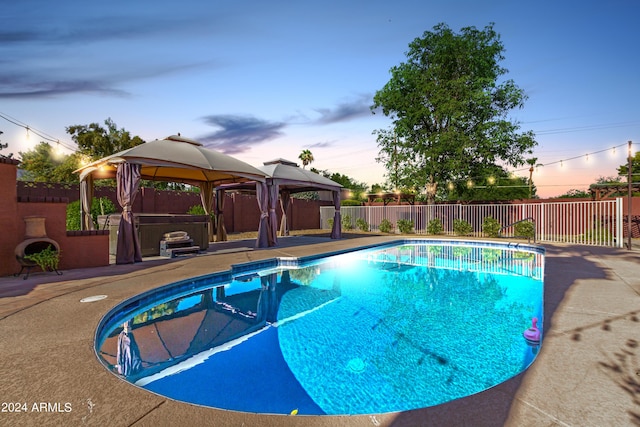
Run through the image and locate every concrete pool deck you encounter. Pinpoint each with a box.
[1,234,639,427]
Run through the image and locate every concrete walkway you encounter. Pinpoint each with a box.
[1,235,639,427]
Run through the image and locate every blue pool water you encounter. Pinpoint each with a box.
[96,240,544,415]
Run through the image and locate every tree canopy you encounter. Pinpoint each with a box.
[18,118,145,183]
[0,130,10,158]
[617,151,640,183]
[372,23,536,203]
[444,165,532,201]
[67,117,144,161]
[18,142,82,182]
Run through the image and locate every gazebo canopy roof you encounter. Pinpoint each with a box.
[219,158,342,193]
[75,135,267,185]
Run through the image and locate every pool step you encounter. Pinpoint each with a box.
[163,245,201,258]
[160,238,200,258]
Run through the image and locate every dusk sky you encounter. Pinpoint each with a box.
[1,0,639,198]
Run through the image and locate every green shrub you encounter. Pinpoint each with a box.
[581,222,612,243]
[327,218,334,229]
[341,199,362,206]
[66,197,117,231]
[428,245,443,255]
[397,219,414,234]
[379,218,393,233]
[453,219,473,236]
[452,246,472,257]
[514,220,535,240]
[187,204,206,215]
[482,216,501,238]
[355,217,369,232]
[341,214,354,230]
[427,218,443,235]
[24,244,60,272]
[513,251,535,260]
[187,204,215,221]
[482,248,502,262]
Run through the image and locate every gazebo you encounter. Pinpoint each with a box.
[216,158,343,248]
[75,135,268,264]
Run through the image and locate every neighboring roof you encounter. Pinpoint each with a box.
[74,135,267,185]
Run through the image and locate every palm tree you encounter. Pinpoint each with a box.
[526,157,543,198]
[298,149,314,169]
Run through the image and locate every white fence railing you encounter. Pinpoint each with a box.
[320,198,623,247]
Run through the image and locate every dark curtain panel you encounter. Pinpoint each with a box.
[116,163,142,264]
[330,189,342,239]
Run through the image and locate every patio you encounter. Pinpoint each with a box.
[1,234,639,426]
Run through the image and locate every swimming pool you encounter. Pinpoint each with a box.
[96,239,544,415]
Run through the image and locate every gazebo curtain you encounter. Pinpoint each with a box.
[278,190,291,236]
[215,189,227,242]
[267,180,278,246]
[80,174,94,231]
[199,181,215,243]
[255,182,270,248]
[330,189,341,239]
[116,163,142,264]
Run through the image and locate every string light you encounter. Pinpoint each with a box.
[439,141,635,192]
[0,112,77,152]
[510,142,631,174]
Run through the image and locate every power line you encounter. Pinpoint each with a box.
[533,120,640,136]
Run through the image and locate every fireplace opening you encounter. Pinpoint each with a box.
[14,216,62,279]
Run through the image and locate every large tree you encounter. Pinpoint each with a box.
[67,117,144,161]
[372,23,536,203]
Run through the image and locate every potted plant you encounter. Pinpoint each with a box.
[24,245,60,273]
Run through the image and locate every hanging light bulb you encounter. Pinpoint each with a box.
[487,176,495,185]
[26,127,30,139]
[447,182,454,191]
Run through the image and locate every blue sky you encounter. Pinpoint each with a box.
[1,0,639,198]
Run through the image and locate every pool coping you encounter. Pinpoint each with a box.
[1,235,639,426]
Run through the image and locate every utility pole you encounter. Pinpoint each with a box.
[628,140,633,250]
